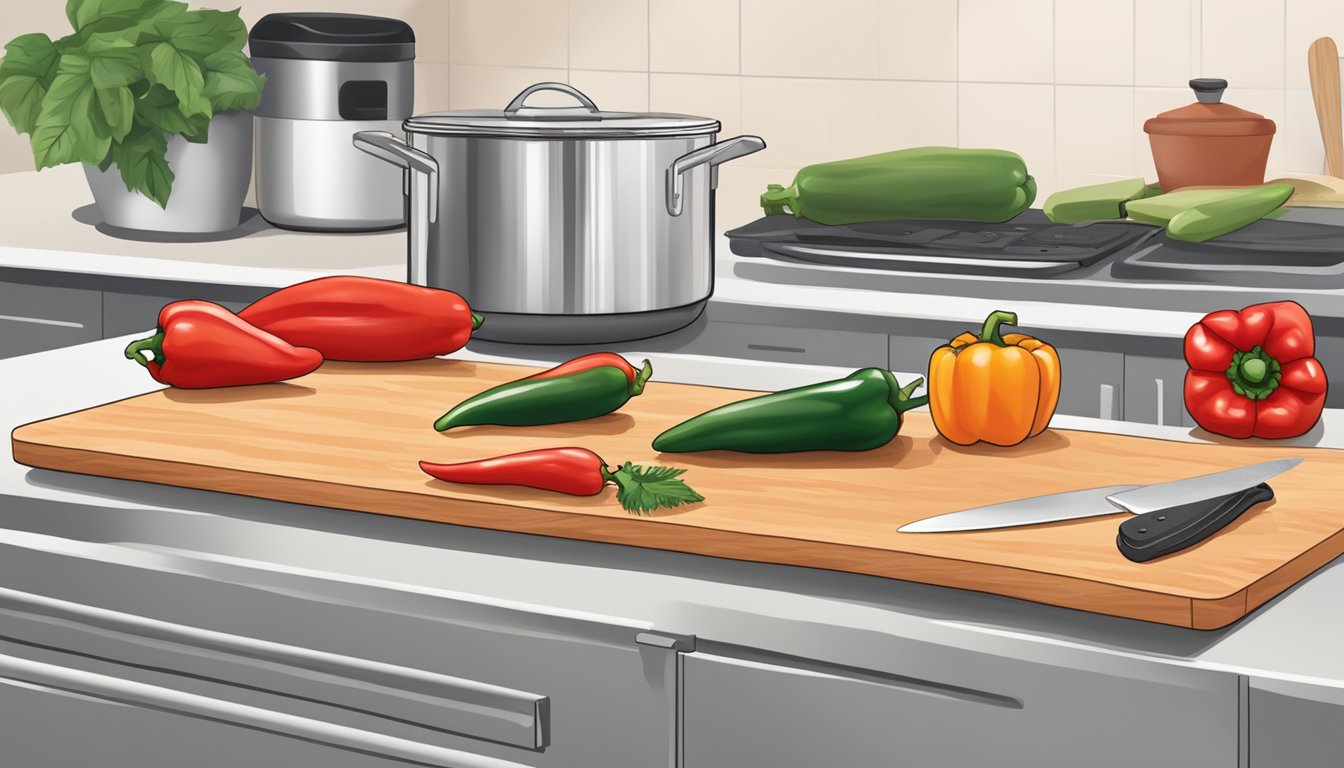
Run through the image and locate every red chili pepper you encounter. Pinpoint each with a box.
[522,352,648,386]
[1184,300,1329,439]
[237,276,483,362]
[124,300,323,388]
[419,447,704,515]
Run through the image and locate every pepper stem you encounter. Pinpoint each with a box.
[1226,345,1282,400]
[471,312,485,330]
[760,183,799,217]
[124,331,165,368]
[977,311,1019,346]
[880,370,931,413]
[629,359,654,397]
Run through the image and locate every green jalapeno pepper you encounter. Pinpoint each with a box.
[434,353,653,431]
[651,368,928,453]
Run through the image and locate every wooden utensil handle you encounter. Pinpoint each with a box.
[1308,37,1344,178]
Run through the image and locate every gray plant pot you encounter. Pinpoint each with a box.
[83,110,254,234]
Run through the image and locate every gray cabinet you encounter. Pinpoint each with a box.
[692,320,889,369]
[681,647,1239,768]
[1055,348,1125,420]
[1250,678,1344,767]
[1124,354,1192,427]
[0,281,101,358]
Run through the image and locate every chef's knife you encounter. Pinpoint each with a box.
[898,458,1301,534]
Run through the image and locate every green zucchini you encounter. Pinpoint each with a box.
[1043,178,1155,223]
[1165,183,1294,242]
[760,146,1037,225]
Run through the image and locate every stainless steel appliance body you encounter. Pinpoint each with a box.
[355,82,765,344]
[250,14,414,231]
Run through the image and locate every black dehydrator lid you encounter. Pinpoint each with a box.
[249,13,415,62]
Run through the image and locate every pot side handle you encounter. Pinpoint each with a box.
[353,131,440,224]
[665,135,766,216]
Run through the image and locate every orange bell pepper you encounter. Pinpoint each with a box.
[928,310,1061,446]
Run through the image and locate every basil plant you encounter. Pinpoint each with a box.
[0,0,265,207]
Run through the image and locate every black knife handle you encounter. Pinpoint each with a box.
[1117,483,1274,563]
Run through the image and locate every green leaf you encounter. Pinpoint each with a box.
[201,50,263,112]
[0,33,60,134]
[113,125,172,207]
[134,82,200,136]
[154,8,246,58]
[96,84,133,140]
[609,462,705,515]
[67,0,166,32]
[88,45,141,88]
[145,40,208,117]
[31,54,110,168]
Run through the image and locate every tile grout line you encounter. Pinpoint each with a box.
[954,0,960,148]
[646,0,652,111]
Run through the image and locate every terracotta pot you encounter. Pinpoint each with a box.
[1144,78,1275,192]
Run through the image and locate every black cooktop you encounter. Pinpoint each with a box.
[726,211,1344,286]
[725,211,1161,277]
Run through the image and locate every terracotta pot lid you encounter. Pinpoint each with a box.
[1143,78,1276,137]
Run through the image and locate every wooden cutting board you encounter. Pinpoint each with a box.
[12,359,1344,629]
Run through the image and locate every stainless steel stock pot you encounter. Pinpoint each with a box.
[355,82,765,343]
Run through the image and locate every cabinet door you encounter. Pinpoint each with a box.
[0,281,101,358]
[1055,348,1124,420]
[681,648,1238,768]
[1124,354,1191,426]
[1250,677,1344,767]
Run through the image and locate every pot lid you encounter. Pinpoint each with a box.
[249,13,415,62]
[1143,78,1276,137]
[404,82,720,138]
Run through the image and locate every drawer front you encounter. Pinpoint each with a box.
[682,648,1238,768]
[0,650,455,768]
[0,281,101,358]
[691,320,888,369]
[103,291,249,338]
[0,540,676,768]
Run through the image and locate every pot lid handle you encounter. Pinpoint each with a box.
[1190,78,1228,104]
[503,82,602,120]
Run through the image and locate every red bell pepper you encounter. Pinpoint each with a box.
[124,300,324,389]
[238,276,483,362]
[419,447,704,515]
[1184,300,1329,439]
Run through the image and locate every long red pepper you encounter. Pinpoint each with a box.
[522,352,650,387]
[419,447,704,515]
[238,275,483,362]
[124,300,323,388]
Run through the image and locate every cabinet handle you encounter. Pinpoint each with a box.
[0,313,84,329]
[1154,378,1165,426]
[0,653,532,768]
[1099,383,1115,420]
[0,587,548,749]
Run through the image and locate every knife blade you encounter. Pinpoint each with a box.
[898,458,1301,534]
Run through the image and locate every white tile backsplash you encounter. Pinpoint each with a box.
[741,0,883,79]
[1055,85,1136,177]
[958,0,1055,84]
[1201,0,1286,90]
[1135,0,1194,87]
[2,0,1339,195]
[1056,0,1134,86]
[876,0,958,81]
